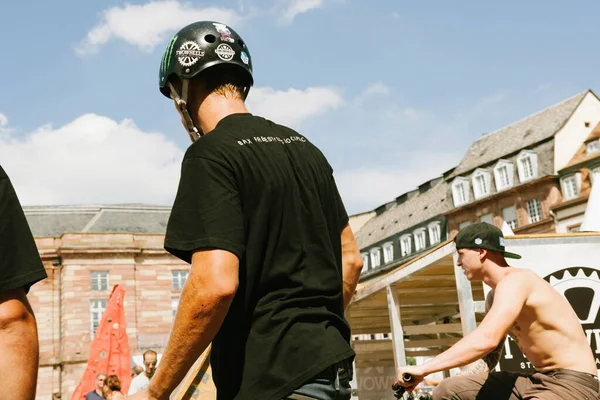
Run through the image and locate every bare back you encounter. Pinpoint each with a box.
[491,269,597,375]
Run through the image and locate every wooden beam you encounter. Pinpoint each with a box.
[387,285,407,370]
[453,252,477,335]
[353,337,460,353]
[169,345,213,400]
[403,323,463,335]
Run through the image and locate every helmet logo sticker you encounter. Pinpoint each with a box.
[213,23,235,43]
[241,52,249,65]
[215,44,235,61]
[176,41,205,67]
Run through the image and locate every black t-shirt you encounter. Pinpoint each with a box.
[165,113,354,400]
[0,165,47,293]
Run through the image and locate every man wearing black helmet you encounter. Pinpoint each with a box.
[394,223,599,399]
[0,165,47,399]
[128,21,363,400]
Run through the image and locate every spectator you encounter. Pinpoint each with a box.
[128,350,157,395]
[85,373,106,400]
[131,365,144,378]
[102,375,125,400]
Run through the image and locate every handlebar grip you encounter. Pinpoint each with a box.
[392,373,414,397]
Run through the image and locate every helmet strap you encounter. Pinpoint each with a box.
[168,80,202,142]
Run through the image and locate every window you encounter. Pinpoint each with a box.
[480,213,493,225]
[517,151,538,183]
[526,198,543,223]
[90,299,108,338]
[428,222,441,245]
[561,175,580,200]
[459,221,472,230]
[451,178,470,206]
[400,235,412,257]
[171,270,189,291]
[414,229,426,251]
[171,298,179,319]
[91,271,109,291]
[592,167,600,184]
[361,252,369,274]
[472,169,491,199]
[370,248,381,268]
[494,160,514,191]
[587,139,600,155]
[502,206,518,229]
[383,242,394,264]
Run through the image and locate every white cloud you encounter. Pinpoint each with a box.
[77,1,243,53]
[279,0,323,24]
[0,114,183,205]
[363,82,390,97]
[0,113,8,127]
[246,86,344,127]
[335,152,461,214]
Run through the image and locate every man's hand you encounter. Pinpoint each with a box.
[126,389,158,400]
[393,365,427,393]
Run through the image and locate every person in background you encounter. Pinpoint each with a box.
[128,350,157,395]
[85,373,106,400]
[102,375,125,400]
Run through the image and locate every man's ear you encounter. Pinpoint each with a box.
[479,248,488,261]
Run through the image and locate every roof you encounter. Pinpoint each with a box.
[24,204,171,237]
[560,122,600,172]
[448,90,590,178]
[356,178,451,249]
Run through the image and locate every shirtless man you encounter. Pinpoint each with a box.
[395,222,599,399]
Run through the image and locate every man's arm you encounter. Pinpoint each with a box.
[341,224,363,310]
[459,290,504,375]
[0,288,40,400]
[458,337,504,375]
[397,273,528,383]
[147,249,239,400]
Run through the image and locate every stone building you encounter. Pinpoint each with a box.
[24,205,189,400]
[355,176,452,280]
[551,122,600,232]
[444,90,600,235]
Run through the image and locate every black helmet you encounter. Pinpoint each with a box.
[158,21,253,99]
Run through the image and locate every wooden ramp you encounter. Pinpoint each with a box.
[170,345,216,400]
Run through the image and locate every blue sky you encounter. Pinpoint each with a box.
[1,0,600,214]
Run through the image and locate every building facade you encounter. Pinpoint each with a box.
[355,177,452,280]
[444,90,600,236]
[24,205,189,400]
[552,122,600,232]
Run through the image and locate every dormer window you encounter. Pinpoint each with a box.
[413,228,427,251]
[517,150,538,183]
[494,160,514,191]
[451,177,470,207]
[587,139,600,155]
[370,248,381,269]
[382,242,394,264]
[361,252,369,274]
[428,222,441,245]
[471,169,491,200]
[399,234,412,257]
[561,174,581,200]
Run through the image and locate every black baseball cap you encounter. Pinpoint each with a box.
[454,222,521,259]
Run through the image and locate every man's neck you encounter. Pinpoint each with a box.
[482,264,512,289]
[196,94,248,134]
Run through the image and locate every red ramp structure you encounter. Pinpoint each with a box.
[72,285,132,399]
